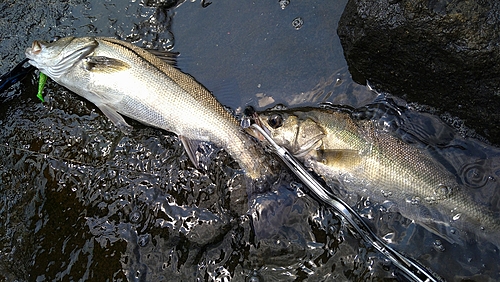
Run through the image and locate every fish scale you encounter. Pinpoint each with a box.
[25,36,270,180]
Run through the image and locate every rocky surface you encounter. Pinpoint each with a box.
[338,0,500,144]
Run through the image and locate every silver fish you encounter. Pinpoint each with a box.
[252,106,500,244]
[25,36,270,179]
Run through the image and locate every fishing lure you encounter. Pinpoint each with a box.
[37,72,47,102]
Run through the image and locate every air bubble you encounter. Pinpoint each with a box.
[412,197,420,205]
[433,240,445,252]
[381,190,392,197]
[279,0,290,9]
[292,17,304,30]
[438,184,450,195]
[248,270,263,282]
[130,210,142,223]
[107,169,117,179]
[424,196,436,204]
[434,184,451,199]
[248,275,260,282]
[137,234,150,247]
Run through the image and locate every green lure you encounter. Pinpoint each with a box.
[37,72,47,102]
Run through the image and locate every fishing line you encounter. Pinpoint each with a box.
[250,123,444,282]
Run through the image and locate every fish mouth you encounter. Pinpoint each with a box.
[250,113,324,158]
[252,115,272,140]
[25,41,44,62]
[242,110,271,142]
[30,41,42,55]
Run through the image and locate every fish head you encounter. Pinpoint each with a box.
[25,36,98,80]
[253,109,326,157]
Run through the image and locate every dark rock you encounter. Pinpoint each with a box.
[337,0,500,144]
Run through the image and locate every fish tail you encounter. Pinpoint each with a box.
[225,130,276,182]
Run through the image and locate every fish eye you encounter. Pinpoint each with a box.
[267,114,283,129]
[49,36,61,43]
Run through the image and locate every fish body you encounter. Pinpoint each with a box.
[25,36,268,179]
[253,107,500,243]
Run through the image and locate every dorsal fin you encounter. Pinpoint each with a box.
[145,49,179,66]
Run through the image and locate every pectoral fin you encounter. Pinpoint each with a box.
[315,149,362,168]
[83,56,130,73]
[96,103,133,134]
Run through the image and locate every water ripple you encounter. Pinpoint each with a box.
[460,159,492,189]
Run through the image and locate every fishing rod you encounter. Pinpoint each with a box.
[0,58,35,93]
[249,123,443,282]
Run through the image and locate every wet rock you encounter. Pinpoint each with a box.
[337,0,500,144]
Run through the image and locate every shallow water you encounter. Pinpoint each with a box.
[0,1,499,281]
